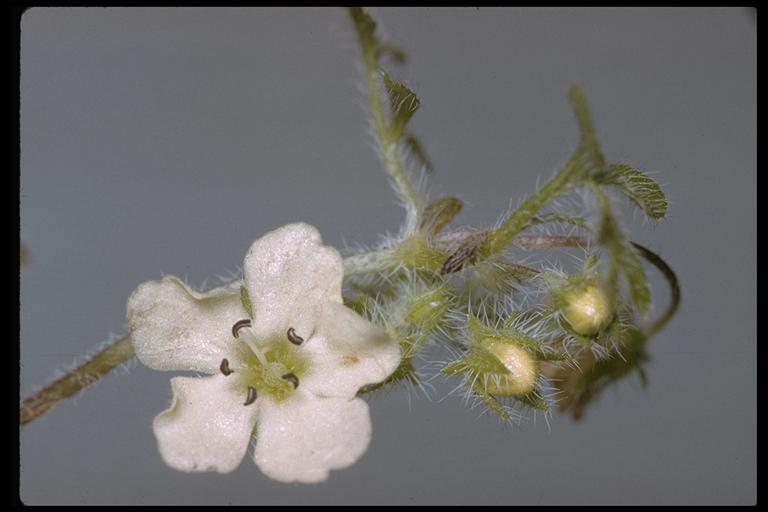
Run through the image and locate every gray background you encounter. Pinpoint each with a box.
[20,7,755,505]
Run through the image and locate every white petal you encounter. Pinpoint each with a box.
[253,392,372,483]
[127,276,246,373]
[243,223,343,342]
[153,375,259,474]
[301,302,401,398]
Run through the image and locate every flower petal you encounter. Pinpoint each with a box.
[243,223,343,342]
[301,302,401,398]
[127,275,246,373]
[153,375,259,474]
[253,392,372,483]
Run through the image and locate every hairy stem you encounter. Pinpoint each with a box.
[569,83,605,167]
[483,153,587,257]
[19,239,676,427]
[342,233,586,277]
[20,336,135,427]
[343,247,398,276]
[349,7,421,214]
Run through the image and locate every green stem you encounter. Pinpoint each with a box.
[18,240,677,428]
[569,83,605,168]
[20,335,135,426]
[484,153,587,256]
[589,181,621,289]
[342,233,587,277]
[343,247,398,276]
[369,76,421,213]
[350,8,421,214]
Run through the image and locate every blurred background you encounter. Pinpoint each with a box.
[20,7,755,505]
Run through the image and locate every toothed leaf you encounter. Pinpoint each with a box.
[598,164,668,220]
[381,70,420,141]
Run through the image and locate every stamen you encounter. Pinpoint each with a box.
[244,386,258,406]
[282,372,299,389]
[219,358,233,376]
[232,319,252,338]
[286,327,304,346]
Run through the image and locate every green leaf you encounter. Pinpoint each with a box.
[418,196,462,236]
[404,132,434,173]
[381,70,420,141]
[593,184,652,316]
[598,164,668,220]
[603,217,652,316]
[619,241,652,316]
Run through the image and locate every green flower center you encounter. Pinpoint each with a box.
[220,320,309,404]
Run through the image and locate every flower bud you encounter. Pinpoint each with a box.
[481,338,539,397]
[560,281,613,336]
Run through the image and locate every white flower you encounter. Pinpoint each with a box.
[127,223,401,483]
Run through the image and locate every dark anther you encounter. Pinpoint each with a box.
[282,372,299,389]
[244,386,258,406]
[286,327,304,346]
[219,358,233,376]
[232,319,252,338]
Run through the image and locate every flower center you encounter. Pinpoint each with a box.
[219,320,309,405]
